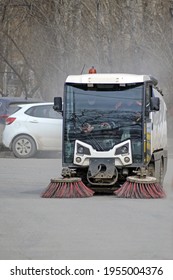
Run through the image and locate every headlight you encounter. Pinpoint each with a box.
[115,144,129,155]
[77,146,84,154]
[76,157,82,163]
[76,143,91,155]
[124,157,130,163]
[121,145,128,154]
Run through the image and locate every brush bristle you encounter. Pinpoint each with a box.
[114,181,165,199]
[42,178,94,198]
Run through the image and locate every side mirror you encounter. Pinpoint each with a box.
[150,97,160,111]
[53,97,62,112]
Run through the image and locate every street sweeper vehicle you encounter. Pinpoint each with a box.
[42,68,167,198]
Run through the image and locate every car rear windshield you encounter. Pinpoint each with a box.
[0,103,20,123]
[8,104,21,115]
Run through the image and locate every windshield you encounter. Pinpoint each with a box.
[64,83,143,164]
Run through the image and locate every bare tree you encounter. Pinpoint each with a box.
[0,0,173,105]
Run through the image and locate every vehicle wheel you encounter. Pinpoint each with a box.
[148,163,155,177]
[148,160,164,185]
[12,135,37,158]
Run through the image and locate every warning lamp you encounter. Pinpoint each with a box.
[88,66,96,74]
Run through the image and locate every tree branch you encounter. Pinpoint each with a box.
[0,51,28,98]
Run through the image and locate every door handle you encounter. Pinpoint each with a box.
[30,120,38,123]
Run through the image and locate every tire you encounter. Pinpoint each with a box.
[148,160,164,185]
[12,135,37,158]
[148,163,155,177]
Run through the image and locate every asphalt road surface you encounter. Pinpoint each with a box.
[0,154,173,260]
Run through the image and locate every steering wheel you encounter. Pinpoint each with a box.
[100,122,111,129]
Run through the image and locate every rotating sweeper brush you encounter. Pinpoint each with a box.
[114,168,165,199]
[41,177,94,198]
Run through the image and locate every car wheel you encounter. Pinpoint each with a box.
[12,135,37,158]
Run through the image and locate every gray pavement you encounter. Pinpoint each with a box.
[0,153,173,260]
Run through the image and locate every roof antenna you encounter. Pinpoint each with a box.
[80,64,85,74]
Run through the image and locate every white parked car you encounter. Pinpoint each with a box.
[2,102,62,158]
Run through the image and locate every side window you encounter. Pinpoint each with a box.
[145,84,152,116]
[46,105,62,119]
[25,105,47,118]
[25,105,62,119]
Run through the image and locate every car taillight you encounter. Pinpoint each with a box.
[0,114,8,119]
[5,117,16,125]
